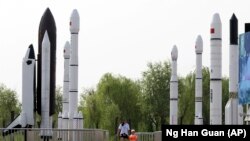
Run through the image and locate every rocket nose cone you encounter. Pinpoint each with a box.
[171,45,178,60]
[44,8,51,15]
[212,13,221,24]
[63,41,70,58]
[40,8,55,25]
[230,13,238,45]
[38,7,56,52]
[211,13,222,39]
[230,13,238,21]
[195,35,203,53]
[70,9,80,33]
[28,44,35,59]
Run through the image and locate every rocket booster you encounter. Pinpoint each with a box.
[170,45,178,125]
[195,35,203,125]
[37,8,56,116]
[210,13,222,125]
[40,31,53,136]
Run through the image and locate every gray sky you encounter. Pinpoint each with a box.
[0,0,250,101]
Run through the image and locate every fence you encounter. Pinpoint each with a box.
[0,128,109,141]
[136,131,162,141]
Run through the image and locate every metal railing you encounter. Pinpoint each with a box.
[136,131,162,141]
[0,128,109,141]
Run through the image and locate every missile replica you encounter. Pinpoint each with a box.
[210,13,222,125]
[3,45,36,135]
[170,45,178,125]
[195,35,203,125]
[69,9,80,130]
[37,8,56,119]
[225,14,239,124]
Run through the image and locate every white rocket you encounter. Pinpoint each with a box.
[68,9,80,141]
[170,45,178,125]
[3,45,36,135]
[210,13,222,125]
[225,14,241,125]
[62,41,70,130]
[195,35,203,125]
[40,31,53,137]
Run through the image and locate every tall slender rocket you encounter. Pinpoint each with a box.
[210,13,222,125]
[69,9,80,128]
[225,13,239,124]
[62,41,70,119]
[195,35,203,125]
[170,45,178,125]
[37,8,56,117]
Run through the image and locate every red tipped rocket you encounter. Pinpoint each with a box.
[69,9,80,128]
[210,13,222,125]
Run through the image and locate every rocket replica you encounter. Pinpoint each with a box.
[210,13,222,125]
[170,45,178,125]
[69,9,80,129]
[195,35,203,125]
[225,14,239,125]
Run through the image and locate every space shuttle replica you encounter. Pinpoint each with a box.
[3,7,83,138]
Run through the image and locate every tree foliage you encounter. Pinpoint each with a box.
[81,73,142,139]
[80,61,231,137]
[0,84,21,127]
[140,61,171,130]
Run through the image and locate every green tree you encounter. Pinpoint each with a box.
[81,73,142,140]
[0,84,21,127]
[202,67,210,124]
[178,72,195,124]
[141,61,171,131]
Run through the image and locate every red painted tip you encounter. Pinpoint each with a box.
[210,28,215,34]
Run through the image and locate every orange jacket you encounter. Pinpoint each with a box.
[129,134,138,141]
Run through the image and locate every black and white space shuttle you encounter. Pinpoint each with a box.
[3,45,36,135]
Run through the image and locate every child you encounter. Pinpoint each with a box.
[129,129,137,141]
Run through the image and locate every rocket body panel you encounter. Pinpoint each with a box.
[229,45,238,92]
[210,80,222,124]
[210,40,222,79]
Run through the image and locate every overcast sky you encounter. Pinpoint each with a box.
[1,0,250,101]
